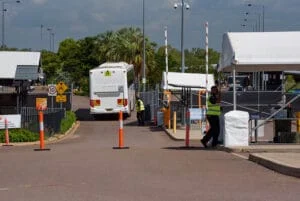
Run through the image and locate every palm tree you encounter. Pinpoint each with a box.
[95,27,157,90]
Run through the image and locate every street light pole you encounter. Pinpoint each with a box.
[248,3,265,32]
[180,0,184,73]
[1,1,5,48]
[51,32,54,52]
[1,0,20,48]
[142,0,146,92]
[47,28,52,51]
[262,5,265,32]
[174,1,190,73]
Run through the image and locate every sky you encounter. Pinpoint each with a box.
[5,0,300,52]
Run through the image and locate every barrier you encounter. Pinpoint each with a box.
[113,111,129,149]
[3,118,13,146]
[173,111,177,134]
[34,111,50,151]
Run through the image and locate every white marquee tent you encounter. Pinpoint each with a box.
[219,31,300,110]
[0,51,41,81]
[219,31,300,72]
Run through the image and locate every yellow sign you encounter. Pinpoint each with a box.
[56,81,68,94]
[104,70,111,77]
[36,98,47,110]
[56,95,67,102]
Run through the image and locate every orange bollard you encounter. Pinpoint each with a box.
[3,118,13,147]
[113,110,129,149]
[34,111,50,151]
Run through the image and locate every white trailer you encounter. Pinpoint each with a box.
[89,62,135,118]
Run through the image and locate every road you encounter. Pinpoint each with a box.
[0,95,299,201]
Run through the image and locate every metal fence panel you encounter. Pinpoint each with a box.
[0,106,65,136]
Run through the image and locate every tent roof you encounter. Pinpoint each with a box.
[219,31,300,72]
[0,51,41,79]
[162,72,215,91]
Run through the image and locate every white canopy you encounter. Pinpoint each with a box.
[0,51,41,79]
[219,31,300,72]
[162,71,215,91]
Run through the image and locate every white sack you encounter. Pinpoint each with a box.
[224,110,249,147]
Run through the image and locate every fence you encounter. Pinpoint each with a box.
[140,89,300,143]
[0,106,66,136]
[140,88,160,122]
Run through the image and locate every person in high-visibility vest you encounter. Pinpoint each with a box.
[136,96,145,126]
[201,85,221,148]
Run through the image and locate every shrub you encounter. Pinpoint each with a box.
[60,111,76,133]
[0,129,39,143]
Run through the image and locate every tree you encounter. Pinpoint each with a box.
[95,27,157,89]
[41,50,62,84]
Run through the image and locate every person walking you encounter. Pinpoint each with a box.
[136,96,145,126]
[201,85,221,148]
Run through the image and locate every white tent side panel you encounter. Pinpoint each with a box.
[219,31,300,72]
[162,72,215,91]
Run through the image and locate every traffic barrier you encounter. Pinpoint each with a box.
[173,111,177,134]
[34,111,50,151]
[185,110,190,147]
[113,111,129,149]
[2,118,13,146]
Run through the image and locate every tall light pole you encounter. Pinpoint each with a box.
[142,0,146,92]
[51,32,55,52]
[174,0,190,73]
[243,16,258,32]
[47,27,52,51]
[248,3,265,32]
[1,0,20,48]
[40,24,43,50]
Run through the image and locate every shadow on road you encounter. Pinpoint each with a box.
[75,108,119,121]
[162,146,219,151]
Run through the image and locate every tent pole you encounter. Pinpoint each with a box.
[282,71,286,106]
[233,65,236,110]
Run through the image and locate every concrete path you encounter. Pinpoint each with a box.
[164,127,300,178]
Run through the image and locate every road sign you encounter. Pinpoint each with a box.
[36,98,47,110]
[48,84,57,96]
[56,95,67,102]
[0,115,21,129]
[56,81,68,94]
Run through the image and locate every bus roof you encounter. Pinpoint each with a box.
[95,62,133,71]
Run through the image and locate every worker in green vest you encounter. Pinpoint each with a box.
[136,96,145,126]
[201,85,221,148]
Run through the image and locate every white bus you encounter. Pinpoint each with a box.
[89,62,135,118]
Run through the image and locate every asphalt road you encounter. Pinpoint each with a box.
[0,95,299,201]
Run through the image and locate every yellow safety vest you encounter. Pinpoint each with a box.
[207,97,221,116]
[136,99,145,112]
